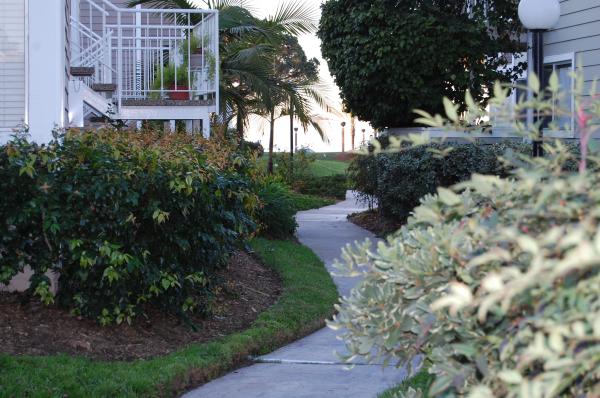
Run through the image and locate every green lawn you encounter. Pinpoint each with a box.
[378,369,434,398]
[309,159,349,177]
[288,191,335,211]
[258,153,350,177]
[0,239,338,398]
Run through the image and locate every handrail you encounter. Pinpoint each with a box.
[90,0,216,15]
[86,0,110,16]
[70,17,102,41]
[73,0,219,109]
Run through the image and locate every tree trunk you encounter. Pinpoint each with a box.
[236,107,244,142]
[350,116,356,150]
[268,108,275,174]
[289,102,294,178]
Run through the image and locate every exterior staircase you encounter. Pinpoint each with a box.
[69,0,219,134]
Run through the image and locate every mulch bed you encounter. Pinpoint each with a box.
[348,209,404,237]
[0,251,281,361]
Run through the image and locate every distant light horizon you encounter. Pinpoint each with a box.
[194,0,374,152]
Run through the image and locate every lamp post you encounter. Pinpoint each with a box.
[341,121,346,153]
[362,129,366,146]
[518,0,561,157]
[294,127,299,153]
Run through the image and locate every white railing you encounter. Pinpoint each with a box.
[72,0,219,110]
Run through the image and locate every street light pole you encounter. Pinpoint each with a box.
[518,0,561,157]
[341,122,346,153]
[294,127,299,153]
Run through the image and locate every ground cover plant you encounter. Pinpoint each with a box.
[0,129,257,324]
[0,238,338,397]
[330,75,600,397]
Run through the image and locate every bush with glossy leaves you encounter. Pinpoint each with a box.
[0,129,257,325]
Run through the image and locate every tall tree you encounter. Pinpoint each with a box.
[129,0,320,142]
[318,0,525,128]
[264,36,323,174]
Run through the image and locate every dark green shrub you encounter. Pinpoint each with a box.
[255,178,297,238]
[0,130,256,324]
[349,141,534,222]
[273,151,316,185]
[347,152,378,209]
[294,174,348,200]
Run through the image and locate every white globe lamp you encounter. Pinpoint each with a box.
[518,0,561,30]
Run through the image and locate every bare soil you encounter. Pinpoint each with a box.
[348,209,403,237]
[0,251,281,361]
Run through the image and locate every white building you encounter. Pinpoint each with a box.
[387,0,600,139]
[0,0,219,143]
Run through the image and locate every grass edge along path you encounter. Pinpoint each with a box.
[378,369,435,398]
[0,238,338,398]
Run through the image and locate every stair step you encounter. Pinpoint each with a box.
[91,83,117,92]
[89,116,109,123]
[70,67,95,77]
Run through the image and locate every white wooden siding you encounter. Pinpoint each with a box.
[0,0,26,137]
[547,0,600,93]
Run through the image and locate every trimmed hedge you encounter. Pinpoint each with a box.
[0,130,256,324]
[294,174,348,200]
[350,141,536,221]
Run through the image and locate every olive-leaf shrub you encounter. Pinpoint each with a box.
[0,130,257,324]
[329,72,600,397]
[331,147,600,397]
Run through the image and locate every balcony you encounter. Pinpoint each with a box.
[70,0,219,122]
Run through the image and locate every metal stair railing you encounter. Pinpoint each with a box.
[72,0,219,111]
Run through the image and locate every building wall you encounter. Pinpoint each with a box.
[546,0,600,92]
[0,0,27,142]
[27,0,69,142]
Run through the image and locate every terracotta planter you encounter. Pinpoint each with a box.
[168,85,190,100]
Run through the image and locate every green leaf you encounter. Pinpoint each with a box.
[443,97,459,122]
[528,73,540,94]
[437,187,461,206]
[498,370,523,384]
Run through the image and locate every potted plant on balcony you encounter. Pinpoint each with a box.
[152,65,191,100]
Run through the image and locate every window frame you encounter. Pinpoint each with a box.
[543,52,575,138]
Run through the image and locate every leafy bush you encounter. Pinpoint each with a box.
[331,74,600,397]
[294,174,348,200]
[348,141,583,222]
[331,146,600,397]
[0,130,257,324]
[347,150,379,209]
[287,192,334,212]
[255,178,298,239]
[273,150,316,185]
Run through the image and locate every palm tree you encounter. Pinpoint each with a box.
[129,0,322,145]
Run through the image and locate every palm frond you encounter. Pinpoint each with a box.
[266,1,318,36]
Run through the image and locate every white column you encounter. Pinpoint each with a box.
[185,120,194,133]
[28,0,68,142]
[70,0,80,63]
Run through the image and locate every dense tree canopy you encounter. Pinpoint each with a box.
[318,0,525,128]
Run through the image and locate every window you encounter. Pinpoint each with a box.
[544,59,573,131]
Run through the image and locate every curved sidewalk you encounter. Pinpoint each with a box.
[182,192,410,398]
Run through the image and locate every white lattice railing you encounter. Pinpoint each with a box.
[71,0,219,109]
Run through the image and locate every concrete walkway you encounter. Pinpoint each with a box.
[182,192,409,398]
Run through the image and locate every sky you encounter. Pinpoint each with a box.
[195,0,375,152]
